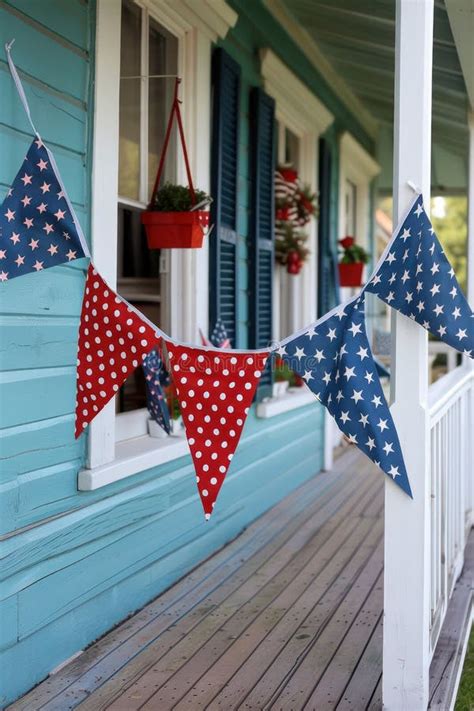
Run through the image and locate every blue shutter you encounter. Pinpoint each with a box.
[249,87,276,399]
[318,137,339,317]
[209,48,241,346]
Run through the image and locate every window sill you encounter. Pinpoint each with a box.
[78,432,189,491]
[256,387,315,419]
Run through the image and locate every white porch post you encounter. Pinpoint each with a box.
[383,1,433,709]
[468,111,474,308]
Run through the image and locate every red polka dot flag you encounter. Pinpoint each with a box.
[75,263,159,438]
[164,340,270,519]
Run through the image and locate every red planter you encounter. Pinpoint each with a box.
[141,210,210,249]
[338,261,364,287]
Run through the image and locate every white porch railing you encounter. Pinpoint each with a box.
[428,364,474,656]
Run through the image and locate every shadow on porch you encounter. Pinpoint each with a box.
[9,444,473,710]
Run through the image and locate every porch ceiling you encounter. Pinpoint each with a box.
[278,0,470,183]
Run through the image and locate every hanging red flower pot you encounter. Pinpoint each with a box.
[338,236,369,287]
[338,261,364,287]
[141,78,211,249]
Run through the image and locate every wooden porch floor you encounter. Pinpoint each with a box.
[11,449,385,710]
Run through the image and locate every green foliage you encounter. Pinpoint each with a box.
[455,629,473,711]
[152,183,210,212]
[431,197,467,293]
[275,223,309,265]
[340,244,370,264]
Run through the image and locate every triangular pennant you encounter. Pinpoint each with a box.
[75,263,158,437]
[366,195,473,357]
[0,139,86,281]
[143,349,171,434]
[164,340,270,518]
[279,296,412,497]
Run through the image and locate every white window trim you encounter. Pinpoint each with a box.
[338,131,380,253]
[256,387,315,418]
[82,0,236,488]
[260,48,334,340]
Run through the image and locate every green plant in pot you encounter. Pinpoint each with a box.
[338,236,370,287]
[141,78,212,249]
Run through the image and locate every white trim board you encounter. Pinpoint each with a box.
[260,48,334,136]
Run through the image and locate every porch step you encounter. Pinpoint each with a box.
[429,529,474,710]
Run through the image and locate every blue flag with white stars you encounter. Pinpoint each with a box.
[278,296,412,497]
[0,138,86,281]
[365,195,473,357]
[143,349,171,434]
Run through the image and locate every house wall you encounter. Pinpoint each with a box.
[0,0,376,705]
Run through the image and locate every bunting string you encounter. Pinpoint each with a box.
[2,42,473,518]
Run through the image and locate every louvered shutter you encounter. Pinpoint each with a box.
[209,48,241,347]
[249,87,276,399]
[317,137,339,317]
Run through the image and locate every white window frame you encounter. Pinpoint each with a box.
[81,0,237,489]
[259,49,334,341]
[338,132,380,253]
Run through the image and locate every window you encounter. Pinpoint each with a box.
[84,0,232,483]
[344,179,357,236]
[117,0,178,415]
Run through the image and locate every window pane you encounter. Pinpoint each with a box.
[118,0,141,200]
[148,19,178,200]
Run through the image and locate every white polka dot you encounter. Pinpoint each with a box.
[254,370,262,378]
[236,394,243,401]
[211,477,218,484]
[197,427,203,434]
[214,356,220,364]
[230,429,236,437]
[203,391,210,399]
[197,403,203,410]
[181,401,187,409]
[114,309,120,317]
[211,404,218,412]
[111,372,117,379]
[198,355,204,363]
[195,451,202,459]
[221,441,228,448]
[122,365,127,373]
[174,364,180,371]
[245,383,252,390]
[202,489,208,497]
[219,467,226,474]
[188,414,194,421]
[211,453,218,460]
[99,390,106,397]
[228,406,234,413]
[196,476,200,483]
[188,389,195,397]
[204,415,211,423]
[203,464,209,472]
[220,417,226,425]
[219,393,226,400]
[239,370,245,377]
[141,339,148,347]
[189,438,195,445]
[223,369,229,376]
[205,439,212,447]
[247,357,254,364]
[139,325,146,333]
[230,357,237,365]
[197,379,204,386]
[213,428,220,435]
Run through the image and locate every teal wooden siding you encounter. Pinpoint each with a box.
[0,1,377,706]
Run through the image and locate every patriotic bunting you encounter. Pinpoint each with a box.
[0,139,87,281]
[143,349,171,434]
[365,195,473,357]
[7,44,474,518]
[163,340,270,518]
[278,296,412,497]
[75,263,158,438]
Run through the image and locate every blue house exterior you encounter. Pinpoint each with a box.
[0,0,380,704]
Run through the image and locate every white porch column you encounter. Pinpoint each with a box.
[468,111,474,307]
[383,1,433,709]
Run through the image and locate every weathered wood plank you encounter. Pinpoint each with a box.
[261,540,384,709]
[305,575,383,708]
[71,471,367,711]
[8,461,348,711]
[172,478,381,709]
[141,489,381,709]
[335,616,383,709]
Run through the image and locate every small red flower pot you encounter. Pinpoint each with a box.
[141,210,210,249]
[338,262,364,287]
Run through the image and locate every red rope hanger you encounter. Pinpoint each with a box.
[149,77,196,208]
